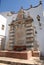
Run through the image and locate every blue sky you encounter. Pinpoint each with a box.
[0,0,44,12]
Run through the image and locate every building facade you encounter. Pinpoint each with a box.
[0,1,44,55]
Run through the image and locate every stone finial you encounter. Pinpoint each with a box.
[39,1,42,4]
[20,6,23,11]
[30,5,32,8]
[16,6,24,20]
[10,11,15,14]
[21,6,23,9]
[20,6,24,13]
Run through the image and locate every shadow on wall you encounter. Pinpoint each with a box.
[1,36,6,50]
[40,52,44,60]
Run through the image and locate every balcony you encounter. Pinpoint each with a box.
[26,30,33,33]
[26,34,34,38]
[26,43,33,46]
[9,29,15,32]
[26,40,34,43]
[26,24,32,27]
[26,29,33,31]
[9,31,15,33]
[9,35,15,37]
[26,26,33,29]
[26,38,34,41]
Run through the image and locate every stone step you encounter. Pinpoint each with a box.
[0,63,9,65]
[0,60,11,65]
[0,57,40,65]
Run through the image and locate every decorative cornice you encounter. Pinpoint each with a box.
[14,2,42,14]
[7,1,42,16]
[23,2,42,10]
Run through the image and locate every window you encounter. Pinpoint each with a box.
[2,25,5,30]
[37,15,40,21]
[35,30,37,34]
[37,15,42,27]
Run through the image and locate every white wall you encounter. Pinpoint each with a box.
[0,15,7,49]
[0,15,7,36]
[24,5,44,55]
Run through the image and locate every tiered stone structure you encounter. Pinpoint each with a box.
[8,8,34,51]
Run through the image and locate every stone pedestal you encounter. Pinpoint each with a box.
[13,46,26,51]
[32,51,40,57]
[0,51,32,60]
